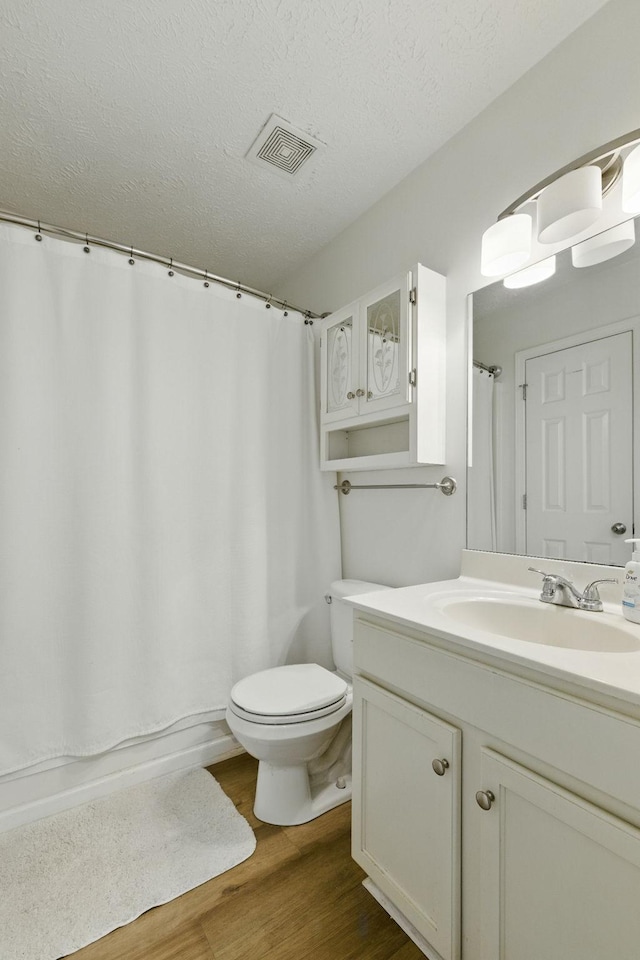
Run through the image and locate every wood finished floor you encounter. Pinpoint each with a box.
[69,753,424,960]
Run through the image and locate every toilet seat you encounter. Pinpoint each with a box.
[229,663,348,725]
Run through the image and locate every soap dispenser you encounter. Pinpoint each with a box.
[622,539,640,623]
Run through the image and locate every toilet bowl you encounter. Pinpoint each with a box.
[225,579,390,825]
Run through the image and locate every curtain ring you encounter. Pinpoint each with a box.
[35,220,43,241]
[236,282,242,299]
[282,301,289,317]
[304,311,313,325]
[265,295,272,310]
[128,247,135,265]
[168,258,174,277]
[203,270,209,288]
[83,233,90,254]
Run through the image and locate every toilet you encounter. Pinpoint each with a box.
[225,579,390,825]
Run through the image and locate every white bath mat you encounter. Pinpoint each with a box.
[0,767,256,960]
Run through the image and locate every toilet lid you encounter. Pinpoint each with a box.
[230,663,347,718]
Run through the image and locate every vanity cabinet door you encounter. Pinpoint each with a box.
[478,748,640,960]
[352,677,461,960]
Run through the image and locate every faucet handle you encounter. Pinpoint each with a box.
[579,578,618,611]
[528,566,560,600]
[528,566,553,579]
[528,566,564,586]
[582,578,618,600]
[528,566,575,586]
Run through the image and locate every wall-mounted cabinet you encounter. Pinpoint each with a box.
[319,264,446,471]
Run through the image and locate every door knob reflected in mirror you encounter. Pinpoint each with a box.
[611,523,627,535]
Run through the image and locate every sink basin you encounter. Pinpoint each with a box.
[435,595,640,653]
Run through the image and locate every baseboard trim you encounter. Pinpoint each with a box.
[0,733,243,833]
[362,878,441,960]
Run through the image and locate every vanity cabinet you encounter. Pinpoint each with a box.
[319,264,445,471]
[351,615,640,960]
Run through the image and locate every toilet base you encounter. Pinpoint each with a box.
[253,760,352,826]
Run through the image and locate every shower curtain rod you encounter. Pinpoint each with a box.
[0,210,322,321]
[473,359,501,377]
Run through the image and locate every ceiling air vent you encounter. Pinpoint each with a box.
[246,114,324,179]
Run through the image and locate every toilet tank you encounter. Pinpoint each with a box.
[328,579,392,679]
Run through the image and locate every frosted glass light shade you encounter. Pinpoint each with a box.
[537,166,602,244]
[571,220,636,268]
[480,214,532,277]
[503,255,556,289]
[622,143,640,213]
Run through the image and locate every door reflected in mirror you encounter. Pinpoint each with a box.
[469,217,640,566]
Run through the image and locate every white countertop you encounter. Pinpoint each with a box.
[346,560,640,714]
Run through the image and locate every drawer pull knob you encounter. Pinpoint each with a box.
[476,789,495,811]
[432,758,449,776]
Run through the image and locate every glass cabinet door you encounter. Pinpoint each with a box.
[321,304,359,423]
[361,275,410,414]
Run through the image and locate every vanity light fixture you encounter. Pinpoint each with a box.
[571,219,636,268]
[536,166,602,244]
[503,255,556,289]
[480,128,640,277]
[622,143,640,213]
[480,213,531,277]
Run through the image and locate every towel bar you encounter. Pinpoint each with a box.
[334,476,456,496]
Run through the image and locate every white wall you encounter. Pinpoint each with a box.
[278,0,640,587]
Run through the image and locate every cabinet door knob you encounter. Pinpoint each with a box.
[355,388,365,397]
[432,758,449,776]
[346,391,356,400]
[475,790,495,811]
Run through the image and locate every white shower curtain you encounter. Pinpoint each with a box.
[467,366,497,551]
[0,222,341,777]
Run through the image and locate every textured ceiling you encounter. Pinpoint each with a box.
[0,0,609,294]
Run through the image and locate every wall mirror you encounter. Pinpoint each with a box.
[468,215,640,566]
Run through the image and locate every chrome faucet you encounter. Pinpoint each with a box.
[528,567,618,612]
